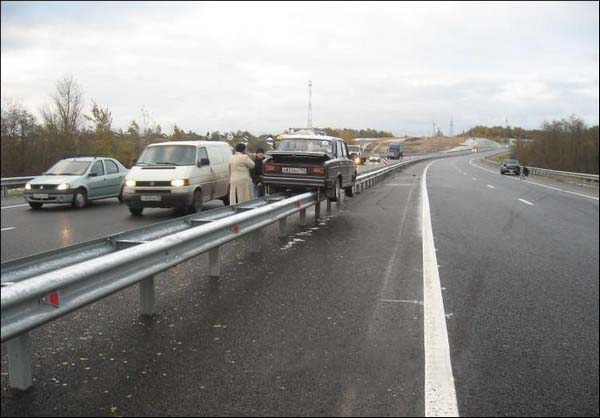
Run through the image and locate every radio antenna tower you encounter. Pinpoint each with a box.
[307,80,313,129]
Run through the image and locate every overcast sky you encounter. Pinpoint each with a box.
[1,1,598,136]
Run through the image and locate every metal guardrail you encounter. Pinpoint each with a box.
[482,157,599,183]
[2,156,427,390]
[1,176,35,197]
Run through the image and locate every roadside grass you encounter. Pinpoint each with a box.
[486,152,510,163]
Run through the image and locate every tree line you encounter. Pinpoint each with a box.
[1,77,398,177]
[465,117,598,174]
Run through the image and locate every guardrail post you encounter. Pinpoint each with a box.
[139,276,156,316]
[299,208,307,225]
[249,229,262,253]
[7,333,32,391]
[279,217,288,238]
[209,247,220,277]
[315,200,321,220]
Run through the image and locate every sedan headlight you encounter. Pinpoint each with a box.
[125,179,136,187]
[171,179,190,187]
[56,183,70,191]
[25,183,32,190]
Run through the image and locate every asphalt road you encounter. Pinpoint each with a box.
[1,153,598,416]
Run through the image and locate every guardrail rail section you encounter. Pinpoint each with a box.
[482,157,599,184]
[1,177,35,197]
[1,150,478,390]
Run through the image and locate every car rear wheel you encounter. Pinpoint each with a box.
[345,176,355,197]
[129,207,143,216]
[72,188,87,209]
[29,202,43,210]
[189,189,203,213]
[328,178,341,202]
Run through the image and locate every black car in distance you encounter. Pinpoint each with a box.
[500,159,521,175]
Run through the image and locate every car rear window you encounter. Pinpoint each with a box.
[278,139,333,153]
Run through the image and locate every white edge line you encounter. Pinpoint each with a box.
[422,160,459,417]
[487,184,495,189]
[469,158,599,201]
[1,204,29,210]
[1,227,16,232]
[518,198,534,206]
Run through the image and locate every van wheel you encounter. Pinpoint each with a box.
[72,188,87,209]
[129,207,143,216]
[189,189,203,213]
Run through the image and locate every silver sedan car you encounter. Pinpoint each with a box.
[24,157,129,209]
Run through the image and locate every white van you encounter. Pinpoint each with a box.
[122,141,232,215]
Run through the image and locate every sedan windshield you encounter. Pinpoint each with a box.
[137,145,196,166]
[505,159,520,165]
[45,160,91,175]
[278,139,334,153]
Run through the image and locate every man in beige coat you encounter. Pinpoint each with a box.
[228,143,255,204]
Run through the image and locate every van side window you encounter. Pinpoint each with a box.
[198,147,209,164]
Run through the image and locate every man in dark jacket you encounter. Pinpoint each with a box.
[252,148,266,197]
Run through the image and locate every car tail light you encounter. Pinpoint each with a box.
[310,167,326,175]
[264,164,279,173]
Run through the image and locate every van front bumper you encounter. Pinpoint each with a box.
[122,191,193,208]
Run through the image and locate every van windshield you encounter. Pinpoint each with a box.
[137,145,197,166]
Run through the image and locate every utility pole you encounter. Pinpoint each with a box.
[449,116,454,137]
[432,122,436,137]
[307,80,312,129]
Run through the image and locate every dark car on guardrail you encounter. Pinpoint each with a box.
[262,131,357,201]
[500,159,521,175]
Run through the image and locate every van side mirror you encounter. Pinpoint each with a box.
[198,158,210,167]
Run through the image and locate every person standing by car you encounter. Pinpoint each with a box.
[228,143,255,204]
[252,148,266,197]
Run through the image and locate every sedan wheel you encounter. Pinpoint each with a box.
[329,178,341,202]
[72,189,87,209]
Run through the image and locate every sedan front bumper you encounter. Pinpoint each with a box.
[24,191,74,204]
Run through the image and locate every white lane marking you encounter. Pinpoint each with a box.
[468,158,599,201]
[1,204,29,210]
[1,227,16,232]
[472,177,477,181]
[422,160,459,417]
[380,299,424,305]
[518,198,534,206]
[385,183,413,186]
[487,184,495,189]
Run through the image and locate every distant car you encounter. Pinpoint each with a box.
[262,131,357,201]
[24,157,129,209]
[369,153,381,163]
[347,145,364,165]
[388,142,403,159]
[500,159,521,175]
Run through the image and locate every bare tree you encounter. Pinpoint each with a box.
[42,75,84,153]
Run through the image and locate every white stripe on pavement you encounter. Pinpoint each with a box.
[472,177,477,181]
[422,160,459,417]
[1,204,29,210]
[1,227,16,232]
[468,158,599,201]
[518,198,534,206]
[487,184,495,189]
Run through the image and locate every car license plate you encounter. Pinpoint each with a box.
[141,195,161,202]
[282,167,307,174]
[33,194,48,199]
